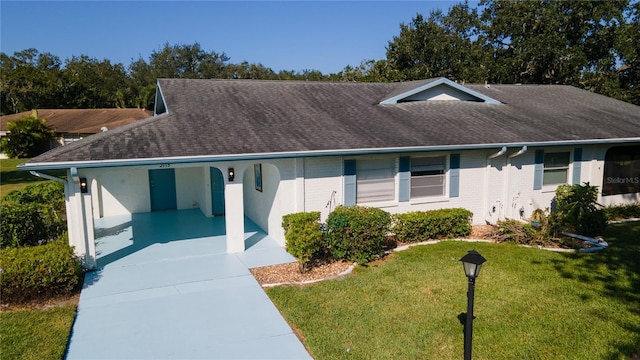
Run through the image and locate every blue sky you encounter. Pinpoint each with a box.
[1,1,465,74]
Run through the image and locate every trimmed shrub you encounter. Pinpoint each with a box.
[1,182,66,249]
[325,205,391,264]
[282,212,323,272]
[604,202,640,221]
[3,181,65,207]
[0,203,50,248]
[0,237,83,304]
[392,208,473,243]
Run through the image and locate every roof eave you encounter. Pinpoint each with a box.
[18,138,640,171]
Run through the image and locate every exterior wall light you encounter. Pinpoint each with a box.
[228,168,235,182]
[460,249,487,360]
[80,178,88,193]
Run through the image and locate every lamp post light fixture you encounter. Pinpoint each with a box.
[460,250,487,360]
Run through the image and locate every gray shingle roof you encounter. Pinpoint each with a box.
[26,78,640,166]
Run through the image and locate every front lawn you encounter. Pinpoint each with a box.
[267,221,640,359]
[0,158,65,197]
[0,303,77,360]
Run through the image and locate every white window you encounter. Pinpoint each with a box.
[543,152,570,185]
[356,158,395,203]
[411,156,446,198]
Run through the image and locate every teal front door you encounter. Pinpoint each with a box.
[210,167,225,216]
[149,169,177,211]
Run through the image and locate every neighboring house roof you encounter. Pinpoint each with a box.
[22,78,640,170]
[1,108,152,134]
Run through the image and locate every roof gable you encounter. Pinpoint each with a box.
[379,78,501,105]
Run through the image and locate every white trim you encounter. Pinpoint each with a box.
[154,81,168,116]
[19,138,640,171]
[379,78,501,105]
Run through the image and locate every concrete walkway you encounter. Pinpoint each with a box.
[66,210,312,359]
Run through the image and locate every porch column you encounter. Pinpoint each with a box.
[225,179,245,253]
[66,171,97,269]
[82,193,96,268]
[295,158,305,211]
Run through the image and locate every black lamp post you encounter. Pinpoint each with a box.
[460,250,487,360]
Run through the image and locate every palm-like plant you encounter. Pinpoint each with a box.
[0,115,55,158]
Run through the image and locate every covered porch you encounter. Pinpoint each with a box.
[92,208,295,270]
[66,208,309,359]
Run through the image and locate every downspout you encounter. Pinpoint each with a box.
[488,146,507,160]
[29,170,67,184]
[504,146,528,220]
[484,147,507,224]
[508,146,528,160]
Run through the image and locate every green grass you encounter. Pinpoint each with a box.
[0,304,77,360]
[0,158,65,197]
[267,222,640,360]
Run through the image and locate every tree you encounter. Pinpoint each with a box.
[335,59,402,82]
[385,3,490,82]
[62,55,130,108]
[482,0,628,85]
[0,49,64,114]
[379,0,639,105]
[615,1,640,104]
[0,115,56,158]
[146,42,230,79]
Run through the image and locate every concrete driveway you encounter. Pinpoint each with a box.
[65,210,311,359]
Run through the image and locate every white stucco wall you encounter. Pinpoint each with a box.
[82,167,151,217]
[67,142,637,266]
[303,156,343,221]
[242,159,299,245]
[82,165,209,218]
[176,167,205,210]
[300,145,633,226]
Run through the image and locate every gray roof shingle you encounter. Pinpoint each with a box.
[26,78,640,166]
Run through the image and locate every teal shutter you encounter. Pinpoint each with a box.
[572,148,582,185]
[449,154,460,198]
[344,160,356,206]
[399,156,411,202]
[534,150,544,190]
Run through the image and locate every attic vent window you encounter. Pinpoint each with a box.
[379,78,501,105]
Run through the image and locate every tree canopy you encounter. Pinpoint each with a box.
[0,43,336,114]
[380,0,639,103]
[1,1,638,114]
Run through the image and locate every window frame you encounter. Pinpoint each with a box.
[542,151,571,186]
[355,157,397,205]
[410,155,447,199]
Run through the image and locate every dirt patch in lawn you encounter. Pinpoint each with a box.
[1,293,80,313]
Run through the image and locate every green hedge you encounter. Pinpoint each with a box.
[0,237,83,304]
[325,205,391,264]
[1,182,66,249]
[0,203,50,248]
[392,208,473,243]
[282,212,323,272]
[604,202,640,221]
